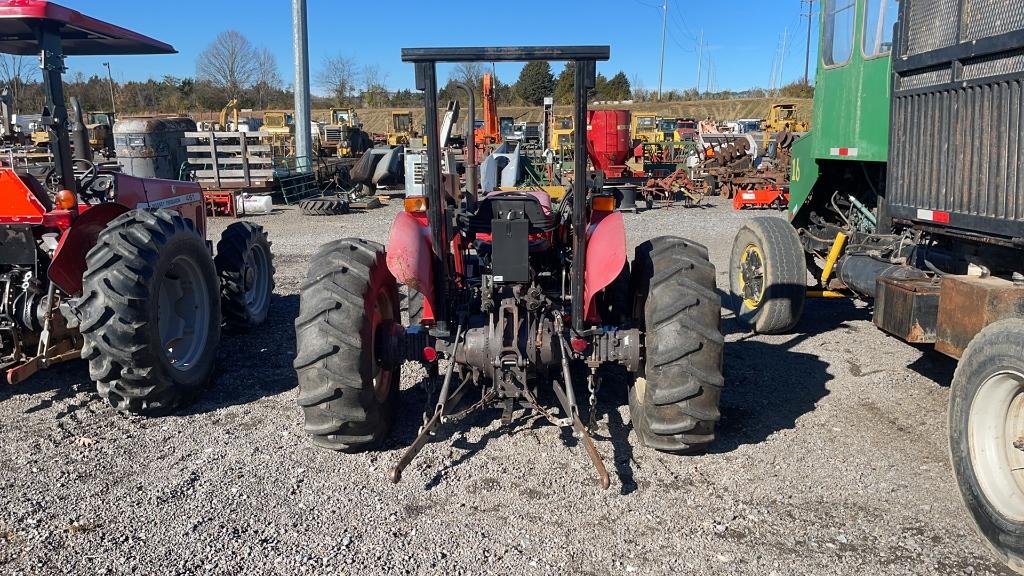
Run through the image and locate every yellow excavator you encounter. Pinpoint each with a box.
[217,98,239,130]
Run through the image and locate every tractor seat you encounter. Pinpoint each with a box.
[467,190,555,234]
[468,190,555,253]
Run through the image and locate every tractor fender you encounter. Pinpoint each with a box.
[48,203,129,295]
[583,210,627,323]
[386,211,435,322]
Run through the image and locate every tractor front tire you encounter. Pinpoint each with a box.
[294,239,400,451]
[729,216,806,334]
[79,209,221,415]
[629,236,724,453]
[215,222,275,331]
[949,319,1024,574]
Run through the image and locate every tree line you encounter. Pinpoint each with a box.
[0,29,812,118]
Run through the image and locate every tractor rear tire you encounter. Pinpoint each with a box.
[629,236,724,453]
[215,222,275,331]
[729,216,806,334]
[293,239,400,451]
[948,319,1024,575]
[299,196,349,216]
[79,209,221,415]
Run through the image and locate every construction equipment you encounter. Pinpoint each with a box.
[630,112,659,143]
[729,1,1024,572]
[84,111,114,156]
[0,1,274,412]
[474,73,501,150]
[262,111,294,157]
[294,45,724,490]
[761,103,808,133]
[387,110,415,146]
[549,113,573,151]
[320,107,371,157]
[656,117,676,142]
[674,117,697,141]
[217,98,239,130]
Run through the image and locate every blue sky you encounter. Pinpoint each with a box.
[64,0,818,94]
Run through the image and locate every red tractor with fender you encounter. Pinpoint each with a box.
[294,46,724,488]
[0,2,274,413]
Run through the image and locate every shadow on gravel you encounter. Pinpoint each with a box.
[906,347,958,388]
[712,298,869,453]
[181,294,300,415]
[0,359,93,411]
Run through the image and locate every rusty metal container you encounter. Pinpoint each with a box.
[874,276,942,343]
[935,275,1024,358]
[586,109,631,178]
[114,116,196,180]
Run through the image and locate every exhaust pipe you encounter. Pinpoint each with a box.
[69,97,92,163]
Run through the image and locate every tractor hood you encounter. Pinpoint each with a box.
[0,169,47,225]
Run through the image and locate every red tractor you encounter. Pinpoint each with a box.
[294,47,723,488]
[0,2,274,413]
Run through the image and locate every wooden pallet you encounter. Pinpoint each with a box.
[185,131,275,190]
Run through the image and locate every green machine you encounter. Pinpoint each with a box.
[729,0,1024,572]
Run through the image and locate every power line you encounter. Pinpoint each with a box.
[669,6,698,43]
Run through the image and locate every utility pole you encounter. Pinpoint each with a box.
[779,27,788,90]
[102,62,115,114]
[292,0,312,171]
[803,0,814,85]
[696,29,703,94]
[657,0,668,100]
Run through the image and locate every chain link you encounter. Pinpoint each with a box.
[587,371,600,431]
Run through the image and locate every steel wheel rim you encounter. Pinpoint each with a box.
[158,255,210,372]
[243,243,271,313]
[968,369,1024,521]
[371,289,395,402]
[739,243,766,309]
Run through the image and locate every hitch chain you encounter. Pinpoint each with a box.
[587,370,601,431]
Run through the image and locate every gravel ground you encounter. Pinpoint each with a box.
[0,196,1013,576]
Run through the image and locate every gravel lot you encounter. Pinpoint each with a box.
[0,197,1013,576]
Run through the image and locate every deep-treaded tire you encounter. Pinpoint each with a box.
[215,222,275,331]
[949,319,1024,575]
[406,288,423,325]
[293,239,401,451]
[729,216,806,334]
[629,236,724,453]
[79,209,221,415]
[299,196,349,216]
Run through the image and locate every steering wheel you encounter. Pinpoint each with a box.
[72,158,99,194]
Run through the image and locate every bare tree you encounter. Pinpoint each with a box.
[196,30,258,99]
[0,55,35,113]
[450,62,484,88]
[252,47,281,109]
[316,54,359,106]
[361,64,389,107]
